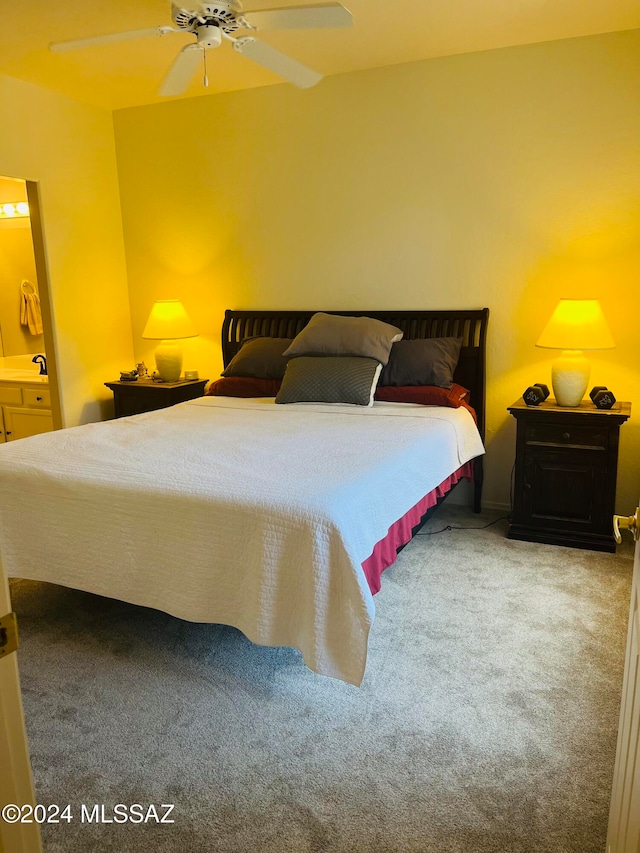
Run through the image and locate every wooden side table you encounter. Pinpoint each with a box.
[507,398,631,552]
[105,378,209,418]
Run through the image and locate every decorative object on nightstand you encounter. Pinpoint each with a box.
[507,398,631,552]
[535,299,615,407]
[522,383,550,406]
[589,385,617,409]
[142,299,198,383]
[105,378,209,418]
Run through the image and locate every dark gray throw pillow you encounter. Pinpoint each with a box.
[222,337,292,380]
[379,337,463,389]
[276,356,382,406]
[282,313,403,365]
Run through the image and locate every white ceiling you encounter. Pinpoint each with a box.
[1,1,638,111]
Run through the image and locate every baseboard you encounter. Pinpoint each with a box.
[444,484,510,514]
[480,500,511,512]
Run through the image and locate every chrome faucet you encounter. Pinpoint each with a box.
[32,354,47,376]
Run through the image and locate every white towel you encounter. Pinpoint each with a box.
[20,289,43,336]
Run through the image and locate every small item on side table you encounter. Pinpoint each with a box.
[119,370,138,382]
[589,386,617,410]
[522,383,550,407]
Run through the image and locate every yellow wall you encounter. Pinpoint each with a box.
[113,29,638,511]
[0,74,133,425]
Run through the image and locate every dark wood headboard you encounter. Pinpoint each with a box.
[222,308,489,442]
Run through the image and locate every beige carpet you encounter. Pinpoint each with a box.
[9,506,633,852]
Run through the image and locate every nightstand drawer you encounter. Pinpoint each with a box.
[525,422,608,449]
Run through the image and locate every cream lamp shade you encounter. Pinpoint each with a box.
[536,299,614,407]
[142,299,198,383]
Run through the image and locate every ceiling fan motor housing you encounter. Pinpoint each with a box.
[172,2,244,35]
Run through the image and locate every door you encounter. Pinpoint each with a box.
[3,407,53,441]
[607,505,640,852]
[0,557,42,852]
[523,447,607,531]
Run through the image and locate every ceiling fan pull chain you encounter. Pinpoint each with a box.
[203,48,209,88]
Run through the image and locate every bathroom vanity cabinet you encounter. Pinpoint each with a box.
[0,381,53,441]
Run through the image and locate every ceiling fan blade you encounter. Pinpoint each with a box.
[49,26,178,53]
[233,37,321,88]
[243,3,352,30]
[159,44,203,97]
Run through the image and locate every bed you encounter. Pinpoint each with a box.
[0,308,488,685]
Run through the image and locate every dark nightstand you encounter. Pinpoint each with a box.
[507,398,631,552]
[105,378,209,418]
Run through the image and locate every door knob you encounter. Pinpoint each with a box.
[613,507,640,544]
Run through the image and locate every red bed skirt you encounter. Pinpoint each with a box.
[361,461,474,595]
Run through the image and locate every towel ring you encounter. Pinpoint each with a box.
[21,280,36,295]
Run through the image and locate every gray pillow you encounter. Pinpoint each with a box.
[275,356,382,406]
[283,313,403,365]
[222,337,292,380]
[379,337,463,389]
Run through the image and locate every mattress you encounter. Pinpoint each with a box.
[0,396,485,684]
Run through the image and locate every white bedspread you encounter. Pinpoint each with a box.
[0,397,484,684]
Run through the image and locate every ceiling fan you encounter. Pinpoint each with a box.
[49,2,353,94]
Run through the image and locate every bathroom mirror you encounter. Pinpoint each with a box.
[0,175,46,362]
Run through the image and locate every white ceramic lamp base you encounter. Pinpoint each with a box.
[154,340,183,383]
[551,350,590,407]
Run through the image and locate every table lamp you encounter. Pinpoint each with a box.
[536,299,614,407]
[142,299,197,383]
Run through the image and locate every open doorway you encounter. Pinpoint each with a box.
[0,175,61,436]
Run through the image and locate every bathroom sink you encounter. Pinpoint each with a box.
[0,369,48,383]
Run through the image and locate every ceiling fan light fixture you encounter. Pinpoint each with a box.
[195,23,223,48]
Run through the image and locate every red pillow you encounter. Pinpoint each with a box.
[374,383,469,408]
[207,377,476,421]
[207,377,281,397]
